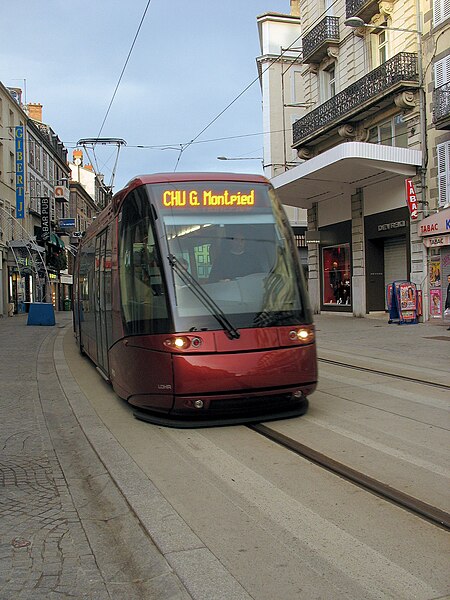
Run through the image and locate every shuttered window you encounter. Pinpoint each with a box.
[434,0,450,26]
[437,141,450,208]
[434,55,450,88]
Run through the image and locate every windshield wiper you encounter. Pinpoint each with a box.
[253,310,297,328]
[168,254,240,340]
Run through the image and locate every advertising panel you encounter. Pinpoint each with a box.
[15,126,25,218]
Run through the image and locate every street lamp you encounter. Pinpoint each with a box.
[344,14,427,215]
[217,156,263,161]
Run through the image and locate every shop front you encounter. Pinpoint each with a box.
[418,207,450,321]
[319,221,352,312]
[364,207,411,312]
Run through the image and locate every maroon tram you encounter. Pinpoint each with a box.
[73,172,317,426]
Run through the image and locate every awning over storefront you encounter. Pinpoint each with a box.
[271,142,422,209]
[7,239,45,253]
[49,233,65,249]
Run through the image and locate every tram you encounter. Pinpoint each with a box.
[73,173,317,426]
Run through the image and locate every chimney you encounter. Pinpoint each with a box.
[290,0,300,16]
[73,149,83,166]
[27,103,43,122]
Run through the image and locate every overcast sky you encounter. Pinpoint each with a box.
[1,0,292,191]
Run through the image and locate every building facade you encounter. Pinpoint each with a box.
[0,83,71,315]
[256,0,309,272]
[262,0,449,320]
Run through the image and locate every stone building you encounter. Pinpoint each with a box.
[260,0,449,319]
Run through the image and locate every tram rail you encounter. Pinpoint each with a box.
[249,423,450,530]
[317,357,450,390]
[250,359,450,531]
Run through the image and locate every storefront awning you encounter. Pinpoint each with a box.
[7,239,45,253]
[49,233,65,249]
[271,142,422,209]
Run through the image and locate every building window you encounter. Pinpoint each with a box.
[434,0,450,26]
[368,115,408,147]
[434,55,450,88]
[292,69,303,103]
[320,63,337,102]
[324,0,334,16]
[437,141,450,208]
[322,244,351,305]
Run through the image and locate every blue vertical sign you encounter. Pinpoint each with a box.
[15,126,25,218]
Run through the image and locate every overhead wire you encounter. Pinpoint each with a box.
[173,0,342,170]
[96,0,153,140]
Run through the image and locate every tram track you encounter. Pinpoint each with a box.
[317,357,450,390]
[250,359,450,530]
[249,422,450,530]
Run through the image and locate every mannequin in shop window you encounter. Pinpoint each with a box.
[329,261,342,303]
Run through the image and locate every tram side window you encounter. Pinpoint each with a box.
[119,191,169,334]
[79,239,96,340]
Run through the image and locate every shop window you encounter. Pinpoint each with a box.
[322,244,351,305]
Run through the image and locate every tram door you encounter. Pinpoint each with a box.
[94,230,109,374]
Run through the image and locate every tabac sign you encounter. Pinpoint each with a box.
[405,179,418,220]
[15,126,25,218]
[418,207,450,238]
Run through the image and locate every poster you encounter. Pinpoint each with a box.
[430,289,441,317]
[399,283,416,311]
[429,261,441,287]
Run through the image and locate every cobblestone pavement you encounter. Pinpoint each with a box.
[0,314,190,600]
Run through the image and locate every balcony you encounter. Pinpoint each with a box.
[302,16,340,64]
[293,52,419,149]
[346,0,380,22]
[433,83,450,130]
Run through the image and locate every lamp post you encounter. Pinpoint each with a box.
[344,15,427,216]
[217,156,263,161]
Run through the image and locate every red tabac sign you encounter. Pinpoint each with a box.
[405,179,418,220]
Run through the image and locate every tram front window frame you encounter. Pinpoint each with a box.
[147,182,310,332]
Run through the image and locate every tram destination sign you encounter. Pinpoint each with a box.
[161,188,256,208]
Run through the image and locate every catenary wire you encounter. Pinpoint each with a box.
[96,0,153,140]
[172,0,342,170]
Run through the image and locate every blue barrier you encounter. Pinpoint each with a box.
[27,303,56,326]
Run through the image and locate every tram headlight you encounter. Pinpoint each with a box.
[288,326,315,344]
[163,335,203,351]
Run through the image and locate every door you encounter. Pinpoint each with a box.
[366,239,385,311]
[384,236,407,308]
[94,230,109,374]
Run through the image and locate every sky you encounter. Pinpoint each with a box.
[1,0,292,192]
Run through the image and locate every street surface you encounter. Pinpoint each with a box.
[61,316,450,600]
[1,312,449,600]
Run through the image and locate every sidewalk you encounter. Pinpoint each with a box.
[314,312,450,386]
[0,311,448,599]
[0,312,191,600]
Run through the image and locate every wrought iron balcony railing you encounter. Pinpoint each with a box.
[346,0,379,21]
[293,52,419,148]
[433,83,450,128]
[302,16,340,64]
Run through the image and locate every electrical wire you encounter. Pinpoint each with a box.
[172,0,343,170]
[96,0,153,140]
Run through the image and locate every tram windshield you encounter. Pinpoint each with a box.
[148,182,308,332]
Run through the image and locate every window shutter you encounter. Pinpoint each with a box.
[434,0,450,26]
[434,55,450,88]
[437,142,449,207]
